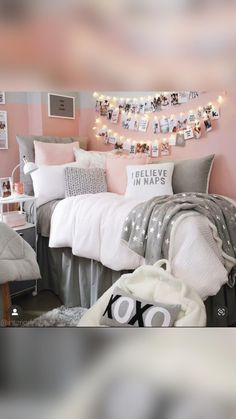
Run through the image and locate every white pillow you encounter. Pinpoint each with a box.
[74,147,113,169]
[125,163,174,200]
[31,162,80,208]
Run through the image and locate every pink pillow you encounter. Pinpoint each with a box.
[106,155,148,194]
[34,141,78,165]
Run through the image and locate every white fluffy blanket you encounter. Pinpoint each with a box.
[0,222,40,284]
[49,193,234,299]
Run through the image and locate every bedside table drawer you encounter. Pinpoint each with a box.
[17,227,36,249]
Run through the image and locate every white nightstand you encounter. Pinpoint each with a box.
[0,194,38,297]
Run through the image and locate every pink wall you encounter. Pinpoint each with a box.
[0,94,80,180]
[79,91,236,199]
[0,103,29,179]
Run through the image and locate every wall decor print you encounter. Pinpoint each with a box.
[0,92,5,104]
[138,117,149,132]
[48,93,75,119]
[0,111,8,149]
[0,177,11,198]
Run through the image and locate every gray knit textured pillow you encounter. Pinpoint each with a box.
[64,167,107,197]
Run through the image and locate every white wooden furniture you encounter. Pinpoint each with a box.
[0,194,38,296]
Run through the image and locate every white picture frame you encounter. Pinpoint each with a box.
[0,177,11,198]
[0,111,8,150]
[0,92,5,105]
[48,93,75,119]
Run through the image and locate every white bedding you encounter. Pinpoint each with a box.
[49,192,235,299]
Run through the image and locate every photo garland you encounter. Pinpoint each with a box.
[94,98,221,158]
[93,91,199,117]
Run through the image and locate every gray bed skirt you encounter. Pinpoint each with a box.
[37,235,131,308]
[37,235,236,327]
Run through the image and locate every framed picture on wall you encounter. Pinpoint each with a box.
[0,111,8,150]
[48,93,75,119]
[0,92,5,105]
[0,177,11,198]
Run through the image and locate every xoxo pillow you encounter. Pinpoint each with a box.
[101,287,181,327]
[125,162,174,200]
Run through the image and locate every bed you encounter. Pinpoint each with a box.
[17,135,236,326]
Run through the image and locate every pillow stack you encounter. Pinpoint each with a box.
[30,140,215,208]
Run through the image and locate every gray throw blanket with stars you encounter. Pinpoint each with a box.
[121,193,236,287]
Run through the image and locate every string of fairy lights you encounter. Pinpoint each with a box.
[92,92,224,156]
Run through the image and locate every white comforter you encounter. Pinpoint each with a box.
[49,193,235,299]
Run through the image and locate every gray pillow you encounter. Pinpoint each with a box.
[172,155,215,194]
[16,135,88,195]
[101,287,181,327]
[64,167,107,197]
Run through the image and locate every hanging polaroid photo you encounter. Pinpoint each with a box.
[95,100,101,113]
[184,127,194,140]
[115,141,123,150]
[121,113,130,129]
[97,127,108,137]
[129,143,136,154]
[177,114,188,130]
[118,98,125,109]
[138,117,149,132]
[153,95,162,112]
[170,92,179,106]
[151,142,159,157]
[160,92,170,107]
[187,111,197,125]
[100,100,109,116]
[160,141,170,156]
[129,115,139,131]
[124,102,131,113]
[193,121,202,139]
[204,116,212,132]
[160,117,169,134]
[123,141,132,152]
[176,132,186,147]
[189,91,199,100]
[178,91,189,104]
[197,107,203,119]
[111,108,119,124]
[203,104,213,117]
[153,118,160,134]
[169,134,177,146]
[108,135,117,145]
[139,100,145,114]
[136,143,150,154]
[168,116,178,133]
[211,106,220,120]
[144,99,152,112]
[107,106,114,121]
